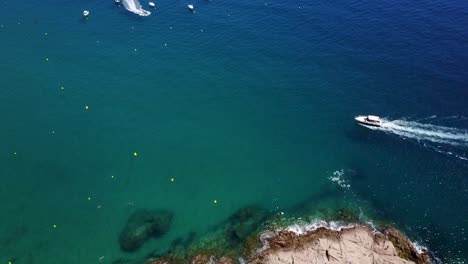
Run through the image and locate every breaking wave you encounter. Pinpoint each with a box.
[122,0,151,16]
[283,220,356,235]
[257,220,356,253]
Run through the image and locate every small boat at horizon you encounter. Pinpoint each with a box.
[355,115,383,127]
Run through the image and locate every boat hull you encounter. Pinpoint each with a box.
[355,116,382,127]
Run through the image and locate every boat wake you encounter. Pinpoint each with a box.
[362,118,468,161]
[121,0,151,16]
[380,119,468,146]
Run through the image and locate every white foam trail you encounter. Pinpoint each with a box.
[121,0,151,16]
[369,119,468,147]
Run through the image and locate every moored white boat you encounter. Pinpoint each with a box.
[355,115,382,127]
[83,10,90,17]
[187,4,194,11]
[149,1,156,7]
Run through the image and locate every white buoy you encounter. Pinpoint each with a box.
[83,10,90,17]
[149,1,156,7]
[187,4,194,11]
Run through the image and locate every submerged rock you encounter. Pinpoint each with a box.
[143,205,269,263]
[224,205,269,246]
[145,254,235,264]
[119,209,173,252]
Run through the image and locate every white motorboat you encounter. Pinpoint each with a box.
[149,1,156,7]
[187,4,194,11]
[83,10,90,17]
[115,0,121,4]
[355,115,382,127]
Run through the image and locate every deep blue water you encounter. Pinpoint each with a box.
[1,0,467,263]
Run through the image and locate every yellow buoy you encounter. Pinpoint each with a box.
[213,199,218,204]
[45,58,49,61]
[85,105,89,110]
[60,86,64,90]
[133,152,138,157]
[53,224,57,228]
[111,175,115,179]
[45,32,48,36]
[87,197,91,201]
[170,178,175,182]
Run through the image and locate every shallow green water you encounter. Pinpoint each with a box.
[1,0,467,263]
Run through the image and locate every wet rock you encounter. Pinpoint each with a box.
[191,254,210,264]
[385,227,430,264]
[190,255,234,264]
[218,256,235,264]
[145,258,171,264]
[119,209,173,252]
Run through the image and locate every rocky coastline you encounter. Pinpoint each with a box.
[111,189,434,264]
[142,222,430,264]
[251,225,430,264]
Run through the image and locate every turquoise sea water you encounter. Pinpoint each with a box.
[1,0,467,263]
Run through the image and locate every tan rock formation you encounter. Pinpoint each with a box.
[251,226,430,264]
